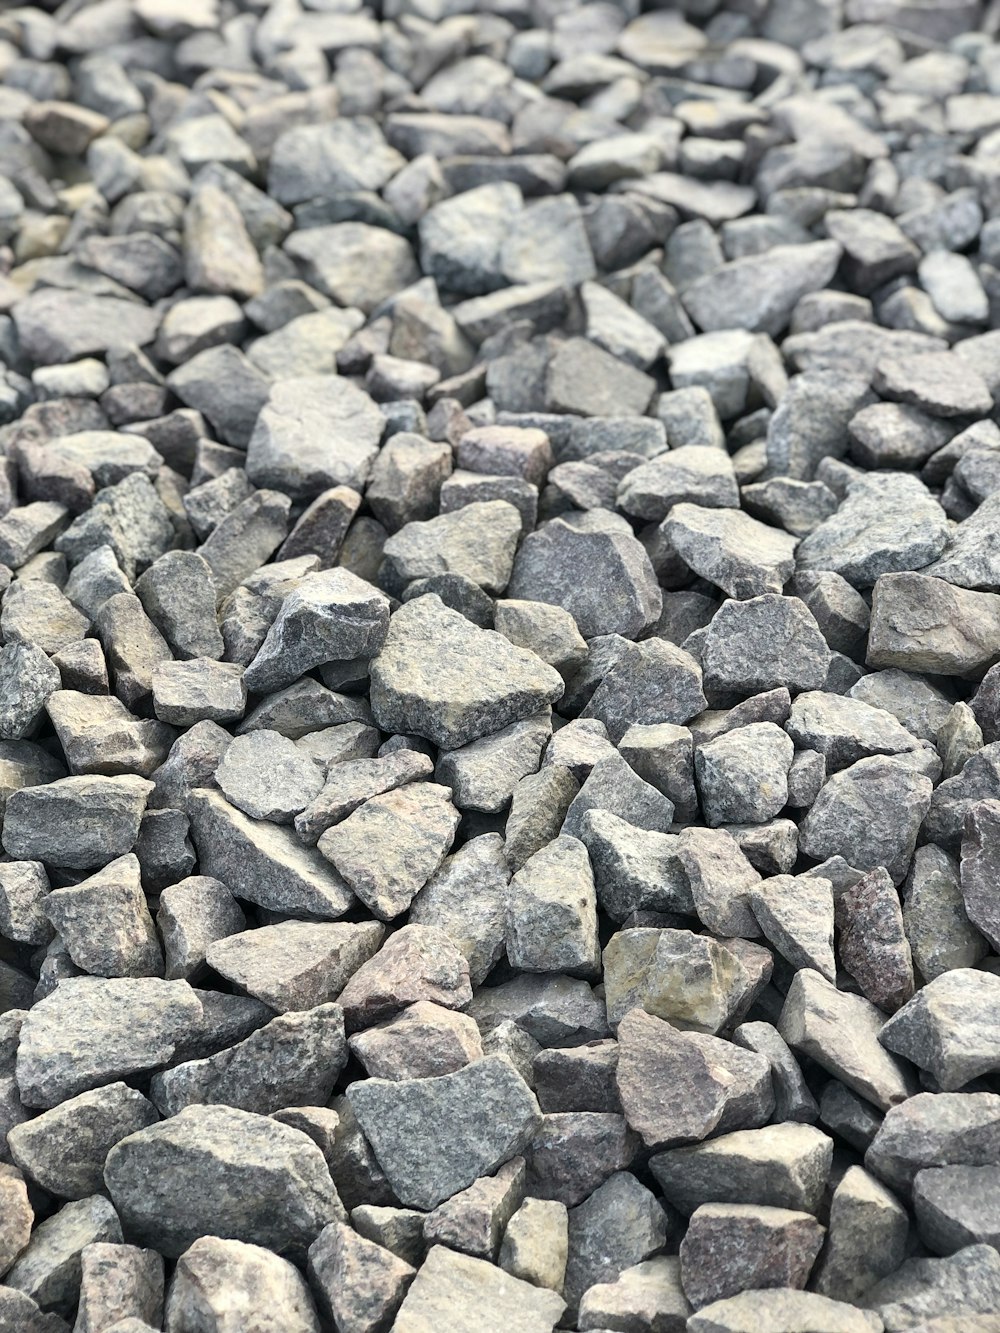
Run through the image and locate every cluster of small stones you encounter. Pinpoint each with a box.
[4,0,1000,1330]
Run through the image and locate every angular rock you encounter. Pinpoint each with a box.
[651,1123,834,1217]
[15,978,203,1109]
[779,969,915,1113]
[679,1202,825,1309]
[165,1237,319,1333]
[205,920,384,1014]
[104,1106,343,1260]
[661,505,798,600]
[346,1057,542,1210]
[369,595,563,750]
[7,1084,158,1200]
[150,1004,348,1117]
[318,783,460,920]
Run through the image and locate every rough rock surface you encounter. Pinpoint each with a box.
[3,2,1000,1328]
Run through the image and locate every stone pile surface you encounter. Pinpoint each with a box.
[3,0,1000,1329]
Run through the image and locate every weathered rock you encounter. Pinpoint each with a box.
[393,1244,565,1332]
[205,920,384,1013]
[105,1106,343,1260]
[679,1202,825,1309]
[369,595,563,749]
[15,978,203,1108]
[346,1057,542,1210]
[317,783,460,920]
[165,1236,319,1333]
[307,1221,413,1333]
[779,969,915,1113]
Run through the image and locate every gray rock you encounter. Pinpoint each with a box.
[914,1166,1000,1256]
[336,925,472,1031]
[244,568,389,695]
[347,1057,541,1210]
[150,1004,347,1117]
[215,730,324,823]
[733,1022,817,1125]
[874,350,994,418]
[796,473,950,588]
[879,969,1000,1092]
[686,1289,881,1332]
[679,1202,825,1310]
[186,788,354,919]
[409,834,511,985]
[508,512,661,639]
[166,1236,320,1333]
[682,241,841,337]
[437,713,550,814]
[813,1165,909,1305]
[750,874,836,981]
[582,639,706,743]
[617,447,738,523]
[0,644,60,741]
[651,1122,833,1217]
[864,1244,1000,1330]
[423,1156,526,1260]
[150,659,246,728]
[785,691,921,773]
[134,551,223,661]
[563,1172,669,1315]
[882,575,1000,681]
[661,505,798,600]
[381,501,521,596]
[0,860,51,946]
[196,492,292,605]
[7,1084,157,1202]
[286,223,419,314]
[603,928,751,1034]
[925,492,1000,591]
[269,117,404,205]
[393,1244,565,1332]
[246,376,385,500]
[618,723,698,822]
[13,290,160,367]
[905,844,987,983]
[525,1111,637,1210]
[318,783,460,920]
[4,1195,122,1318]
[104,1105,343,1260]
[848,402,954,470]
[580,811,691,922]
[167,347,269,449]
[205,920,384,1014]
[799,756,933,883]
[778,969,915,1113]
[3,775,152,870]
[615,1007,730,1150]
[866,1091,1000,1198]
[307,1221,412,1333]
[43,853,162,978]
[15,977,202,1108]
[695,723,794,827]
[507,835,599,980]
[701,595,831,697]
[369,595,563,750]
[349,1001,483,1081]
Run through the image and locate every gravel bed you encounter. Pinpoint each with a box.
[1,0,1000,1329]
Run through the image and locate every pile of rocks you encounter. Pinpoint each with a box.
[3,0,1000,1328]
